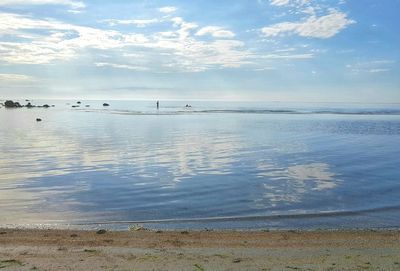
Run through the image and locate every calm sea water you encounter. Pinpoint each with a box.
[1,100,400,230]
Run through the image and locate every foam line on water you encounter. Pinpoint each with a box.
[70,205,400,225]
[76,108,400,116]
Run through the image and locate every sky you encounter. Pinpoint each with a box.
[0,0,399,102]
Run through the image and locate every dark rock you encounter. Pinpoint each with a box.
[77,101,81,104]
[42,104,50,108]
[36,118,42,122]
[5,100,15,107]
[72,105,79,108]
[5,100,22,108]
[26,102,34,108]
[103,103,110,107]
[96,229,107,234]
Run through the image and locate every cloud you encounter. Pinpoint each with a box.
[368,69,388,73]
[101,18,159,28]
[258,53,314,59]
[0,13,252,72]
[148,32,252,72]
[270,0,290,6]
[253,67,276,71]
[346,59,394,74]
[0,0,85,9]
[0,73,36,82]
[170,17,199,40]
[368,60,396,65]
[0,9,317,74]
[261,10,355,38]
[95,62,149,71]
[67,9,84,14]
[159,6,177,14]
[195,26,235,38]
[269,0,312,7]
[0,13,129,64]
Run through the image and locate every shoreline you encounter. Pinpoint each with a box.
[1,228,399,270]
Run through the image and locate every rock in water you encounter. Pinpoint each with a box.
[36,118,42,122]
[103,103,110,107]
[5,100,14,107]
[5,100,21,108]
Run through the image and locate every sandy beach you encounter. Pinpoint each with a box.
[0,229,399,270]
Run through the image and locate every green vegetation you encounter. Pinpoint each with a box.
[193,263,205,271]
[0,259,23,269]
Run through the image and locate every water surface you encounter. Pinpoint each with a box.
[0,100,399,229]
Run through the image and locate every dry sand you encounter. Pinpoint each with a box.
[0,228,399,270]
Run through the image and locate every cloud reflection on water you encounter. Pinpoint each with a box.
[0,109,344,226]
[258,162,338,207]
[0,127,243,185]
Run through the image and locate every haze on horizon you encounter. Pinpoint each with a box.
[0,0,399,103]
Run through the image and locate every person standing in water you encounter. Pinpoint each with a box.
[156,100,159,110]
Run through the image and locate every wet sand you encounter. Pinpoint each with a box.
[0,229,399,270]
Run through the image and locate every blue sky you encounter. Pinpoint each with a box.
[0,0,399,102]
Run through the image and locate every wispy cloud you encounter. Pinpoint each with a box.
[159,6,177,14]
[0,73,36,82]
[95,62,149,71]
[268,0,312,8]
[195,26,235,38]
[0,12,252,72]
[101,18,159,28]
[170,17,199,40]
[368,69,388,73]
[269,0,290,6]
[346,59,394,74]
[67,9,84,14]
[261,10,355,38]
[258,53,314,59]
[0,0,85,9]
[0,13,126,64]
